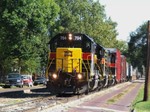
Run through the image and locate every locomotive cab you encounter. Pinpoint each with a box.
[106,48,121,84]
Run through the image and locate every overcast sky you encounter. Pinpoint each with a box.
[99,0,150,41]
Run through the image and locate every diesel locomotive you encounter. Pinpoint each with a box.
[46,33,127,94]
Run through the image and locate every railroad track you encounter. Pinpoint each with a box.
[0,95,56,112]
[0,93,85,112]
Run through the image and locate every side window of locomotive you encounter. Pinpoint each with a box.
[86,42,90,50]
[99,49,104,58]
[82,41,91,52]
[107,53,111,63]
[111,54,116,63]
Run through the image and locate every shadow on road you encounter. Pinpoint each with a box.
[0,87,51,98]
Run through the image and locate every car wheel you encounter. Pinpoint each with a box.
[30,84,33,87]
[29,82,33,87]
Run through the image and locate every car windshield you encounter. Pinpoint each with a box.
[37,77,45,80]
[22,76,28,79]
[8,73,20,78]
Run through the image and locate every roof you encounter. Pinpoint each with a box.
[49,33,95,44]
[105,48,118,53]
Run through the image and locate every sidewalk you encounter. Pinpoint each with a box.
[67,80,143,112]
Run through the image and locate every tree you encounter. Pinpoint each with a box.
[115,40,128,53]
[52,0,121,49]
[0,0,59,75]
[128,22,147,73]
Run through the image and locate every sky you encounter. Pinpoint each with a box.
[99,0,150,42]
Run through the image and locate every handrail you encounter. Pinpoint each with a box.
[45,58,55,78]
[87,55,91,72]
[82,60,89,81]
[95,62,103,79]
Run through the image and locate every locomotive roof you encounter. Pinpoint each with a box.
[96,43,104,48]
[49,33,95,44]
[96,43,105,50]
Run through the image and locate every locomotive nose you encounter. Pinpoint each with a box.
[56,48,82,73]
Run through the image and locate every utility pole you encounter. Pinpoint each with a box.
[143,20,150,101]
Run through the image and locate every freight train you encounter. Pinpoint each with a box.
[46,33,127,94]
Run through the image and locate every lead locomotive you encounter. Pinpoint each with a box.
[46,33,126,94]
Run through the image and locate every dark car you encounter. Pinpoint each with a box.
[33,77,47,85]
[5,73,23,88]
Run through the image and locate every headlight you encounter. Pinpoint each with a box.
[68,33,72,40]
[77,74,82,80]
[52,73,58,79]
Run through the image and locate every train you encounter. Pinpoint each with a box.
[46,33,128,94]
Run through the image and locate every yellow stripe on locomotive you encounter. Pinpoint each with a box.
[56,48,82,73]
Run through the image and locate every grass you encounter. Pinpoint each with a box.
[107,92,124,104]
[0,83,5,88]
[132,85,150,112]
[7,99,24,105]
[107,84,136,104]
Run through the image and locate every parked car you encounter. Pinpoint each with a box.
[5,73,23,88]
[21,75,33,87]
[33,77,47,85]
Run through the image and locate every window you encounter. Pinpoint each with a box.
[82,40,91,52]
